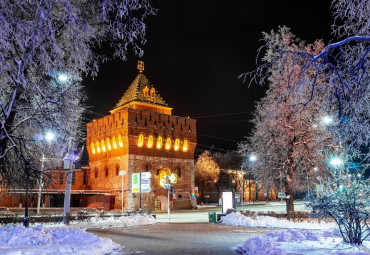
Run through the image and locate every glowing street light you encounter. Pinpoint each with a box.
[45,131,55,142]
[243,154,258,205]
[249,155,257,162]
[321,115,333,126]
[58,74,68,83]
[330,157,343,168]
[37,131,56,215]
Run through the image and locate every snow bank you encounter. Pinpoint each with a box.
[0,224,121,255]
[45,213,157,230]
[221,212,336,230]
[0,214,156,254]
[237,229,370,255]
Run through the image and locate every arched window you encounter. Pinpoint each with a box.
[59,173,63,184]
[105,166,109,177]
[101,139,106,152]
[94,168,98,178]
[147,135,154,148]
[106,138,112,151]
[96,141,101,153]
[158,169,171,187]
[138,134,144,147]
[115,164,120,176]
[165,137,171,150]
[143,86,149,97]
[83,169,87,185]
[118,134,123,148]
[183,139,189,152]
[177,167,181,177]
[144,164,149,172]
[156,136,163,149]
[174,139,180,151]
[91,143,96,154]
[112,136,117,149]
[72,171,76,185]
[150,87,155,98]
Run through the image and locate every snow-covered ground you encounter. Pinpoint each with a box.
[221,211,336,230]
[222,212,370,255]
[0,214,156,255]
[236,228,370,255]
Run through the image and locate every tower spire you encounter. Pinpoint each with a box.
[137,61,144,73]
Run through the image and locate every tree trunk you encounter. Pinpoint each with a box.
[201,181,206,203]
[285,164,294,219]
[286,136,296,219]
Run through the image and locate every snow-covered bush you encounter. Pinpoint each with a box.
[306,169,370,245]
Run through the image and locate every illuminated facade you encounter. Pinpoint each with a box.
[86,64,197,211]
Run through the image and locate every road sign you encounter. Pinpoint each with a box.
[316,184,323,192]
[132,173,140,193]
[132,173,151,193]
[277,192,286,199]
[169,173,177,184]
[119,170,126,176]
[141,172,152,179]
[141,178,151,193]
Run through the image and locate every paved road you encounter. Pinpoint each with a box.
[89,202,301,254]
[89,222,275,255]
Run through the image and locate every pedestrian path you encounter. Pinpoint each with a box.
[90,223,273,255]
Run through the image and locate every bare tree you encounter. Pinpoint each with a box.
[0,1,155,187]
[239,27,335,216]
[195,150,219,203]
[243,0,369,159]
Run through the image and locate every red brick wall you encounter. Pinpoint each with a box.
[86,107,197,211]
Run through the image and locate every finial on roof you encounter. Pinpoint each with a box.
[137,61,144,73]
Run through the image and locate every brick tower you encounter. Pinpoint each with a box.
[86,62,197,211]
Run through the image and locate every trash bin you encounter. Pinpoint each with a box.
[208,212,216,223]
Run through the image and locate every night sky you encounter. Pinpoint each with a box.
[84,0,333,156]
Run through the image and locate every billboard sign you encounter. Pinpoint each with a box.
[132,173,151,193]
[222,191,234,213]
[132,173,140,193]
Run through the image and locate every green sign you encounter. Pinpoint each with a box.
[132,173,140,193]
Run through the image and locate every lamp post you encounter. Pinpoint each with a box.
[23,162,31,227]
[37,131,55,215]
[330,156,343,190]
[246,155,257,204]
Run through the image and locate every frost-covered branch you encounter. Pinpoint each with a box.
[0,0,155,188]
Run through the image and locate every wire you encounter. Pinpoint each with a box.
[198,119,250,126]
[197,133,240,143]
[84,109,106,117]
[192,111,251,119]
[196,143,231,152]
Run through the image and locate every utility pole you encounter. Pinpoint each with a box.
[167,176,170,221]
[36,153,44,215]
[139,172,142,213]
[119,170,126,213]
[23,163,31,227]
[241,174,244,207]
[63,152,73,225]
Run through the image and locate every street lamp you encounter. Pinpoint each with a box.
[330,157,343,168]
[249,155,257,162]
[329,156,343,191]
[36,131,55,215]
[321,115,333,126]
[58,74,68,83]
[243,154,257,205]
